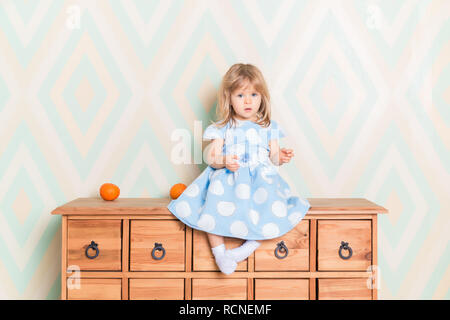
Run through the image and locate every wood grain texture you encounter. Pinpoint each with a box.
[306,198,388,213]
[192,279,247,300]
[122,219,129,300]
[129,279,184,300]
[67,219,122,271]
[52,198,172,215]
[61,216,67,300]
[69,271,374,279]
[67,278,122,300]
[318,278,372,300]
[309,219,317,300]
[52,198,388,216]
[56,197,386,300]
[255,279,309,300]
[255,220,309,271]
[130,220,185,271]
[185,227,193,299]
[317,220,372,271]
[372,215,378,300]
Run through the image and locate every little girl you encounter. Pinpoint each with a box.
[167,63,311,275]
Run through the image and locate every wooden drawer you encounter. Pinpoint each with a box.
[53,198,387,300]
[192,230,247,271]
[192,279,247,300]
[130,220,185,271]
[255,279,309,300]
[255,220,309,271]
[318,278,372,300]
[317,220,371,271]
[67,278,122,300]
[129,279,184,300]
[67,220,122,271]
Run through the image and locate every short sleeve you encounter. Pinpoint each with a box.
[267,120,286,141]
[203,123,226,141]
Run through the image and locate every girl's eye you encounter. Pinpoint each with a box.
[237,94,243,98]
[252,93,258,97]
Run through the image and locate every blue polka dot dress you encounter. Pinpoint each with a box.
[167,118,311,240]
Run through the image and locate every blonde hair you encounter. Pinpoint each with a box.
[213,63,271,129]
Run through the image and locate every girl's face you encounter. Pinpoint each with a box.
[230,82,261,121]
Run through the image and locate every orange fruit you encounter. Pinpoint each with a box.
[100,183,120,201]
[170,183,186,199]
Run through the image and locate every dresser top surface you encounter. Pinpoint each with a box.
[51,197,388,216]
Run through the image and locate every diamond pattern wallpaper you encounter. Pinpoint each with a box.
[0,0,449,299]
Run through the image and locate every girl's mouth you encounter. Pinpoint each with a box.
[244,108,252,112]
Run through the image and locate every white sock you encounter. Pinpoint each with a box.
[226,240,261,263]
[211,244,237,275]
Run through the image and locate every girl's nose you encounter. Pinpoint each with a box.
[244,95,251,104]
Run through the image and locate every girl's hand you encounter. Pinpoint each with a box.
[279,148,294,165]
[225,154,240,172]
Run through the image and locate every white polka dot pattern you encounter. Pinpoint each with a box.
[262,223,280,238]
[167,119,310,241]
[230,221,248,237]
[184,184,199,197]
[217,201,236,216]
[235,183,250,199]
[210,180,224,195]
[272,201,287,217]
[198,214,215,231]
[253,187,268,204]
[175,201,191,218]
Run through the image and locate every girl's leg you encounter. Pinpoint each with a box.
[226,240,261,263]
[206,233,237,275]
[207,233,224,248]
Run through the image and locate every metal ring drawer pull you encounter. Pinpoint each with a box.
[85,240,99,259]
[274,241,289,259]
[339,241,353,260]
[151,242,166,260]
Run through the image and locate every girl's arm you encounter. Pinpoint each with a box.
[205,139,240,171]
[269,139,294,166]
[204,138,226,169]
[269,139,281,165]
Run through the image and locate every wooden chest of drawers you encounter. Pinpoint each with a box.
[52,198,387,300]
